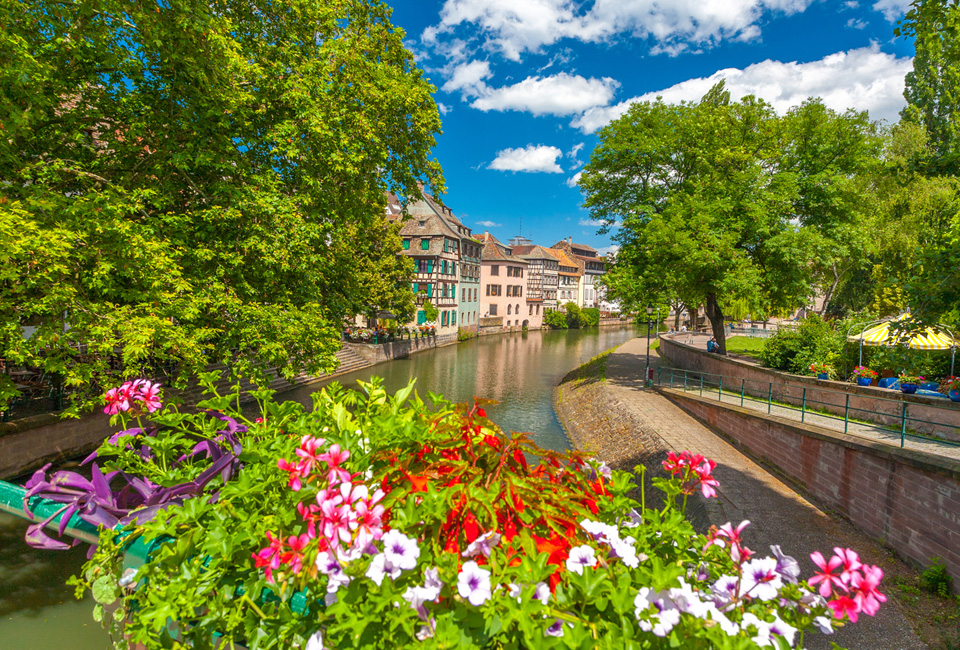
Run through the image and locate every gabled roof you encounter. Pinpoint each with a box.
[386,192,473,242]
[513,245,560,262]
[552,249,583,275]
[479,232,528,264]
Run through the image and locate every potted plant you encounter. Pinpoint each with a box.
[942,376,960,402]
[851,366,878,387]
[809,362,831,380]
[898,373,923,394]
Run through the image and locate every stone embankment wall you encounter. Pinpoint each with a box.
[555,356,712,531]
[658,334,960,442]
[344,334,458,365]
[662,388,960,591]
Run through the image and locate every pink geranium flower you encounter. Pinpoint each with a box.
[851,564,886,616]
[136,380,163,412]
[103,386,131,415]
[827,595,861,622]
[833,547,863,585]
[252,531,285,582]
[809,551,846,598]
[318,444,352,485]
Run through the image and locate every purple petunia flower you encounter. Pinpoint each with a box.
[381,530,420,571]
[565,545,598,575]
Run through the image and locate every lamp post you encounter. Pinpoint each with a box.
[645,303,654,385]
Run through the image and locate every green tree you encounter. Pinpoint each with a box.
[0,0,443,411]
[897,0,960,171]
[580,85,878,354]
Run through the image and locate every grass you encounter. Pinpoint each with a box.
[724,335,765,359]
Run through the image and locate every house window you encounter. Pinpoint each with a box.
[491,265,499,276]
[421,238,430,250]
[452,311,457,325]
[515,304,520,315]
[441,260,447,274]
[402,239,410,250]
[443,239,449,253]
[442,311,448,326]
[507,304,512,315]
[536,305,540,315]
[490,304,498,316]
[452,262,456,275]
[529,305,533,315]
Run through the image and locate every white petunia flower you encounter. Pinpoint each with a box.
[457,561,492,606]
[381,530,420,571]
[741,557,783,601]
[304,631,325,650]
[565,545,598,575]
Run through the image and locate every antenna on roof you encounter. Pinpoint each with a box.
[518,216,522,238]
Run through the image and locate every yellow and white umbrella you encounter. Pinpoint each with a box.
[847,314,958,373]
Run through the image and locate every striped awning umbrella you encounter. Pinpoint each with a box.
[847,316,957,350]
[847,314,957,374]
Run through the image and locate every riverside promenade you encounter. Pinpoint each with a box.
[557,337,925,650]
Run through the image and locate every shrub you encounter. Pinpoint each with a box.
[564,302,584,329]
[580,308,600,328]
[24,378,889,650]
[543,309,568,329]
[920,558,953,597]
[760,315,841,374]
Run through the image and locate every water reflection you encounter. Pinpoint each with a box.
[294,325,639,451]
[0,326,637,649]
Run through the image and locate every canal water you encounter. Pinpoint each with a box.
[0,325,639,649]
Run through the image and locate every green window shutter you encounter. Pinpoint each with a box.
[412,282,419,293]
[442,260,447,274]
[426,283,433,298]
[443,239,448,253]
[422,239,430,250]
[452,311,457,325]
[402,239,410,250]
[452,262,457,275]
[417,310,426,325]
[427,260,434,273]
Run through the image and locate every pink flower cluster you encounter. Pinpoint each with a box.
[810,548,886,622]
[662,450,720,498]
[103,379,162,415]
[254,435,385,583]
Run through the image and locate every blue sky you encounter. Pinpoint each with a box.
[387,0,916,255]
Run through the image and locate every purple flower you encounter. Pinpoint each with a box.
[545,619,568,637]
[565,545,597,575]
[770,545,800,583]
[457,561,492,606]
[634,587,681,637]
[710,575,740,609]
[533,582,550,605]
[365,552,401,586]
[402,567,443,620]
[462,531,501,558]
[381,530,420,571]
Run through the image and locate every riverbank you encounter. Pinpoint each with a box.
[555,337,942,650]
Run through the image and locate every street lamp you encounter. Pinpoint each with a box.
[645,303,654,385]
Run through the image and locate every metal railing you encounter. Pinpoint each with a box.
[655,366,960,450]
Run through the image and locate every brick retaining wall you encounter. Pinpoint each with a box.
[658,334,960,443]
[661,388,960,591]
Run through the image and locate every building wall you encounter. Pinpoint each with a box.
[480,260,530,329]
[458,239,482,329]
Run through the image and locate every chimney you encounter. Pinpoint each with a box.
[568,236,572,243]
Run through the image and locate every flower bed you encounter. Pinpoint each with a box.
[23,377,886,649]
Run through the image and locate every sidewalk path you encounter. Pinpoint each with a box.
[567,337,925,650]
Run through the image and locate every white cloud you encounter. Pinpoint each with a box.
[488,145,564,173]
[872,0,909,22]
[597,244,620,257]
[471,72,620,116]
[476,219,503,227]
[442,60,493,97]
[437,102,452,115]
[424,0,815,62]
[566,171,583,187]
[579,217,620,228]
[846,18,868,29]
[570,44,913,133]
[567,143,585,158]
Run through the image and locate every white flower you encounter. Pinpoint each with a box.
[580,519,618,542]
[565,545,597,575]
[462,531,501,558]
[814,615,834,635]
[365,553,401,586]
[740,612,796,647]
[668,579,711,618]
[381,530,420,571]
[533,582,550,605]
[741,557,783,601]
[622,508,643,528]
[304,630,325,650]
[634,587,681,637]
[610,536,639,568]
[457,561,492,606]
[710,574,740,609]
[507,583,522,600]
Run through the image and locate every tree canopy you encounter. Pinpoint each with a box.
[579,84,879,353]
[0,0,443,410]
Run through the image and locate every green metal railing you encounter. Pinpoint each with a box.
[655,366,960,450]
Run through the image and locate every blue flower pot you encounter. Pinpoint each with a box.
[900,383,918,394]
[949,390,960,402]
[856,377,872,386]
[817,373,829,380]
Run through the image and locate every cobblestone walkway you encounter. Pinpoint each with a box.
[601,338,925,650]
